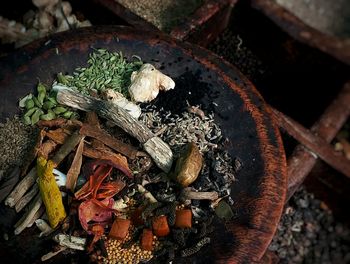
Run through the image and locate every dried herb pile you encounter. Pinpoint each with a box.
[57,49,143,96]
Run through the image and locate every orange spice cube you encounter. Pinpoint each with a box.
[152,215,170,237]
[140,229,154,251]
[108,218,131,240]
[175,209,192,228]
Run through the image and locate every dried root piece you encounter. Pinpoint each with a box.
[102,89,141,119]
[128,64,175,103]
[53,233,86,250]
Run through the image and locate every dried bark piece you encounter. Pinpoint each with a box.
[51,131,83,166]
[37,118,82,128]
[174,142,203,187]
[46,128,73,144]
[66,137,84,192]
[38,139,58,159]
[80,124,139,159]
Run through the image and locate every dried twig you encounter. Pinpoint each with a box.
[15,183,39,213]
[14,193,43,235]
[5,167,37,207]
[180,188,219,201]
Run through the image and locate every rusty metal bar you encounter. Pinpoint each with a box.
[270,91,350,185]
[285,82,350,199]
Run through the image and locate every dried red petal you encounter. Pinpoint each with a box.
[78,198,114,233]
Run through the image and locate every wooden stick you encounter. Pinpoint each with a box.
[51,131,83,166]
[180,188,219,201]
[27,205,45,228]
[271,108,350,179]
[15,183,39,213]
[14,193,43,235]
[56,88,173,172]
[5,167,37,207]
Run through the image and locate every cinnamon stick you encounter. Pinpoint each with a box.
[80,124,139,159]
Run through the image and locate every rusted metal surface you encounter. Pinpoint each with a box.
[0,26,287,263]
[251,0,350,65]
[92,0,235,47]
[170,0,237,46]
[286,82,350,200]
[271,106,350,179]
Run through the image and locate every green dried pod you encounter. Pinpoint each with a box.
[47,96,58,105]
[23,115,32,125]
[33,96,43,108]
[57,73,68,85]
[31,109,43,125]
[24,107,38,117]
[37,83,47,104]
[40,110,56,121]
[25,99,35,110]
[62,111,73,119]
[19,94,33,108]
[53,106,67,115]
[43,100,56,110]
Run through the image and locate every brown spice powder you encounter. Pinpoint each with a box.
[0,116,39,176]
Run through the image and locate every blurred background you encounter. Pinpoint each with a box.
[1,0,350,263]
